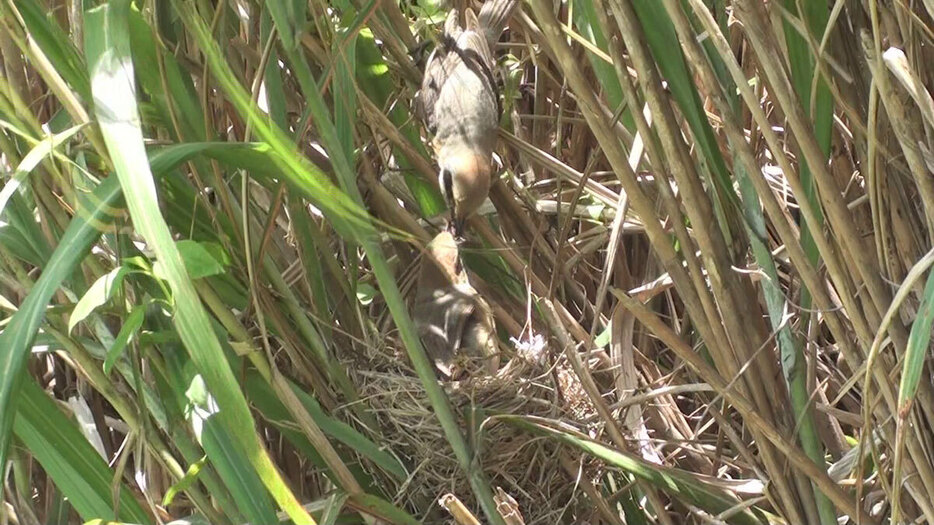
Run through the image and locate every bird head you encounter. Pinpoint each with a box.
[437,142,493,225]
[423,230,466,285]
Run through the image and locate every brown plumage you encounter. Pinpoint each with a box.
[416,0,520,237]
[413,232,499,379]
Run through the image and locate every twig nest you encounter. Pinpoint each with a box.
[348,333,603,523]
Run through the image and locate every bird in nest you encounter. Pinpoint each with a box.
[412,231,499,379]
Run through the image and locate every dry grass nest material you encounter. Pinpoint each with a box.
[349,331,605,524]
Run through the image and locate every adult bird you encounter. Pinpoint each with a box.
[416,0,520,238]
[413,232,499,379]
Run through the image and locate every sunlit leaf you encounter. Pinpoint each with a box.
[68,266,130,334]
[103,302,147,375]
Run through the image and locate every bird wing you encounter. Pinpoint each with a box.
[416,10,459,134]
[414,287,476,377]
[477,0,521,47]
[444,291,476,349]
[415,47,449,135]
[417,10,499,136]
[455,29,496,81]
[415,317,455,376]
[463,296,500,374]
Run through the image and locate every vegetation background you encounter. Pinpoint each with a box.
[0,0,933,523]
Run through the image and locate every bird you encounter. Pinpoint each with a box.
[413,231,499,379]
[416,0,520,238]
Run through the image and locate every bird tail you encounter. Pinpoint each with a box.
[476,0,521,47]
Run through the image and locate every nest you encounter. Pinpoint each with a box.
[348,332,605,524]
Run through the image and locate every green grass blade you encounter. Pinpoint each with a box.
[103,302,146,375]
[14,377,152,524]
[68,266,129,333]
[631,0,738,243]
[571,0,623,109]
[0,141,283,479]
[900,269,934,413]
[274,373,406,480]
[333,10,358,171]
[0,216,45,267]
[191,1,505,519]
[12,0,90,99]
[777,6,835,521]
[0,122,85,220]
[502,415,769,525]
[175,2,377,241]
[201,416,279,524]
[0,182,118,472]
[349,493,422,525]
[355,28,442,216]
[890,266,934,522]
[163,455,208,506]
[781,1,832,305]
[4,184,52,263]
[83,3,314,522]
[127,7,206,142]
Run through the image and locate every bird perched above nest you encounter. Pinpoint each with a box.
[415,0,520,239]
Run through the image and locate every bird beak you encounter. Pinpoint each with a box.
[452,217,466,241]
